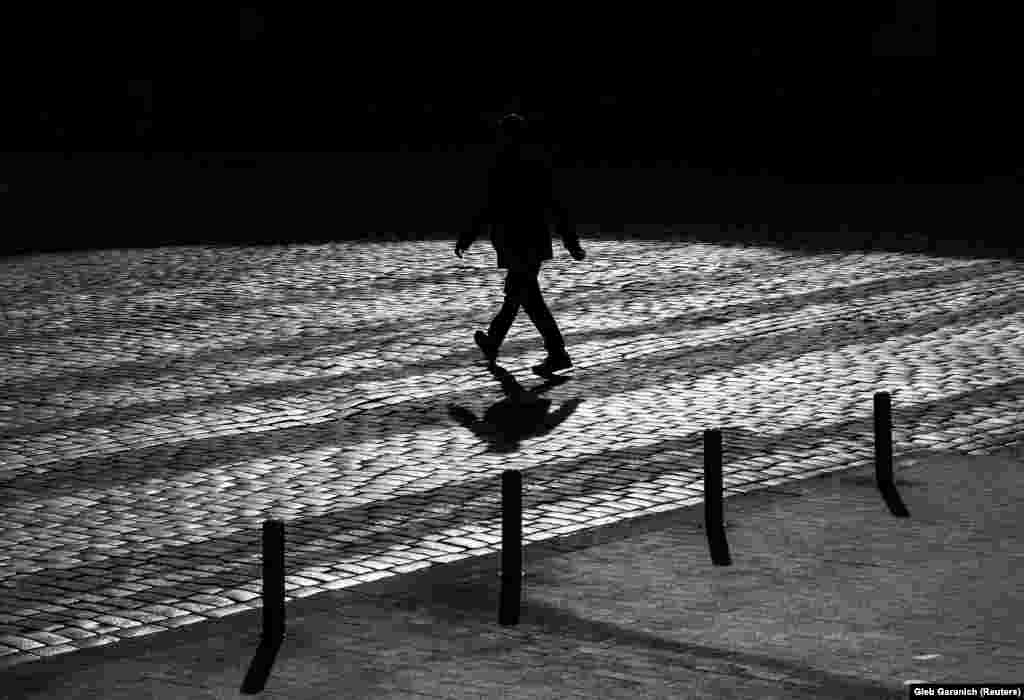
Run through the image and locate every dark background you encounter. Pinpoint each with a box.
[5,4,1020,257]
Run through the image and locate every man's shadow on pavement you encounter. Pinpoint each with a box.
[447,363,582,454]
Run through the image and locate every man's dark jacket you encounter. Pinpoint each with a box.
[457,150,579,270]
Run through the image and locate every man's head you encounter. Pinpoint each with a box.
[497,113,527,155]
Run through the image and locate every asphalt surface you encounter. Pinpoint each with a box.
[0,230,1021,695]
[3,450,1022,699]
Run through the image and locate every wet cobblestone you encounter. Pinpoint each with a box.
[0,237,1021,666]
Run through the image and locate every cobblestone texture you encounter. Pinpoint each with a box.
[0,236,1020,669]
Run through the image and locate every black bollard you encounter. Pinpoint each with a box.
[874,392,893,488]
[704,429,732,566]
[262,520,286,644]
[874,392,909,516]
[499,470,522,626]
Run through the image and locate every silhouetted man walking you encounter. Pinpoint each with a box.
[455,113,586,376]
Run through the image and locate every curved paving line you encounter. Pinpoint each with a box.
[0,261,1017,437]
[0,253,1008,352]
[0,379,1019,619]
[0,238,479,303]
[340,304,1021,425]
[0,320,1017,508]
[0,266,482,344]
[0,303,1018,489]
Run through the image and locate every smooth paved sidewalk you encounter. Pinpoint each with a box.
[4,445,1022,699]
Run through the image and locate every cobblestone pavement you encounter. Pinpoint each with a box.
[0,236,1021,668]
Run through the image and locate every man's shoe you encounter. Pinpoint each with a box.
[532,351,572,376]
[567,245,586,261]
[474,331,498,363]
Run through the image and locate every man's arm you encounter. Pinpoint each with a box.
[549,196,580,250]
[540,163,580,251]
[457,199,491,250]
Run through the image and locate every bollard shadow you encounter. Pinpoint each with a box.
[447,362,581,454]
[841,474,925,489]
[240,637,282,694]
[878,482,910,518]
[385,578,902,699]
[839,475,912,517]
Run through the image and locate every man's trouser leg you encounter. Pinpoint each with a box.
[518,264,567,356]
[487,267,525,348]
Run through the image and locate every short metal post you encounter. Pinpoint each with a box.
[874,392,893,488]
[262,520,285,644]
[873,391,909,516]
[704,429,732,566]
[499,470,522,626]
